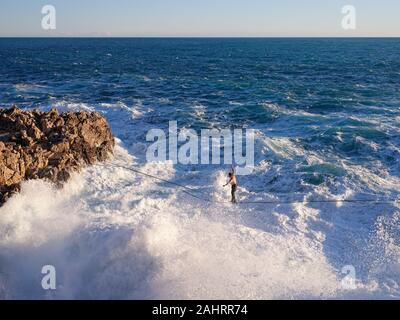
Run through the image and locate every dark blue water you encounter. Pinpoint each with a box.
[1,38,400,112]
[1,38,399,182]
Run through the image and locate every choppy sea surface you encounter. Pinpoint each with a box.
[0,38,399,299]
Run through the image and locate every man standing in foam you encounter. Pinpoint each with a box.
[224,167,238,204]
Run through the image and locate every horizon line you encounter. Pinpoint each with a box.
[1,36,400,39]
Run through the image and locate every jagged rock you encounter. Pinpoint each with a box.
[0,106,114,205]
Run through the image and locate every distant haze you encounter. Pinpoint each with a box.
[0,0,399,37]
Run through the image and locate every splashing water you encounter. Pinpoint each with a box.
[0,38,399,299]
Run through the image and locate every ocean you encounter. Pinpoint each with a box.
[0,38,399,299]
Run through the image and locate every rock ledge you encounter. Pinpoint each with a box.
[0,107,114,205]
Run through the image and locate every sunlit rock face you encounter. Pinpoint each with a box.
[0,106,114,205]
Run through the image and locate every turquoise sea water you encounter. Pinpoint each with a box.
[0,38,399,299]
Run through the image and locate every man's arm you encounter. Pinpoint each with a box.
[223,177,233,187]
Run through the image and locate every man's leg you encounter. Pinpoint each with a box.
[231,185,237,203]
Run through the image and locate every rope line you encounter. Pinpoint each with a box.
[100,163,399,206]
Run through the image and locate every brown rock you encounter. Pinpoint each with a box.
[0,107,114,205]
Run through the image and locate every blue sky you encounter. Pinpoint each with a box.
[0,0,399,37]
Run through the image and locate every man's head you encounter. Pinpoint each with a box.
[228,172,232,177]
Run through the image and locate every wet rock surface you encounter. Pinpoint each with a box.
[0,107,114,205]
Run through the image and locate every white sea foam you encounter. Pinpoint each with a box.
[51,101,96,112]
[0,99,399,299]
[14,83,47,92]
[0,139,398,299]
[192,103,206,119]
[0,151,339,299]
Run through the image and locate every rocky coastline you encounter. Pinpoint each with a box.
[0,107,114,205]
